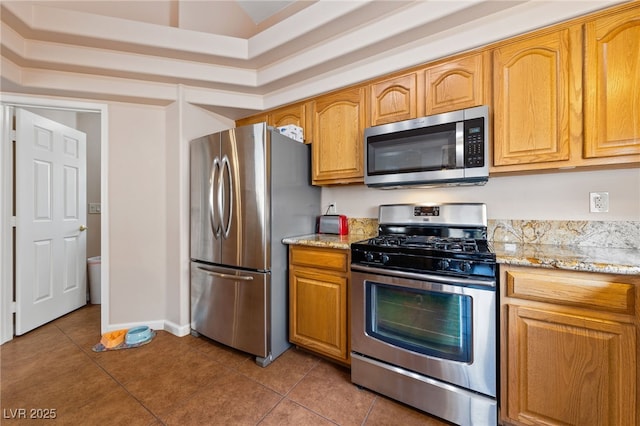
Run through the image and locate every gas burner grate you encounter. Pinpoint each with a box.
[367,235,485,254]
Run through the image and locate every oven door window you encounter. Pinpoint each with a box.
[366,282,472,362]
[367,122,460,175]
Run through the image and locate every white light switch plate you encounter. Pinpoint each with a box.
[89,203,102,214]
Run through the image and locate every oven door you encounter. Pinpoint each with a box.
[351,264,496,397]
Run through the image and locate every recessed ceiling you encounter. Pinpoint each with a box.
[237,0,295,24]
[0,0,626,118]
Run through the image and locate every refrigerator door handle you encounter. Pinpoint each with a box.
[216,156,225,239]
[196,266,254,281]
[221,155,233,239]
[209,157,222,238]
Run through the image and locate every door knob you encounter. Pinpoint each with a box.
[79,225,87,231]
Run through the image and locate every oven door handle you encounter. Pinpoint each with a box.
[350,264,495,289]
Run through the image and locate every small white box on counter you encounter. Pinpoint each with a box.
[277,125,304,143]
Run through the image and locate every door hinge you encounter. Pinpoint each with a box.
[10,216,16,227]
[11,130,16,142]
[9,302,16,313]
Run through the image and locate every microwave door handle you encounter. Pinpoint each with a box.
[221,155,233,239]
[455,121,464,168]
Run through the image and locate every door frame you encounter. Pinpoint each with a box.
[0,94,109,344]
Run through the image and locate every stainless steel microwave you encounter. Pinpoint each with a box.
[364,105,489,188]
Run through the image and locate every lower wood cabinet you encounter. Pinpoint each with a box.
[288,245,350,364]
[500,265,639,426]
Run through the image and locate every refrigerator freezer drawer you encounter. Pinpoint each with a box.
[191,262,269,357]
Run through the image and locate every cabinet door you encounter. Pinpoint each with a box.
[289,266,348,362]
[493,28,580,168]
[425,52,488,115]
[370,73,418,126]
[506,304,636,426]
[236,114,268,128]
[311,87,366,185]
[269,102,310,143]
[584,6,640,158]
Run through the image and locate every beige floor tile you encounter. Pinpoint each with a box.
[259,399,335,425]
[234,347,320,395]
[50,386,158,425]
[189,334,254,368]
[120,347,230,418]
[1,305,457,426]
[3,358,119,417]
[1,340,87,389]
[287,360,376,426]
[163,370,282,425]
[364,395,453,425]
[0,323,70,365]
[92,332,196,384]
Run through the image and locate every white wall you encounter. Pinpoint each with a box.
[322,168,640,221]
[107,102,167,325]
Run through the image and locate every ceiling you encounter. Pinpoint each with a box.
[236,1,296,24]
[0,1,626,118]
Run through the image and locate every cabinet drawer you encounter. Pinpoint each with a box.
[289,246,349,272]
[505,270,635,315]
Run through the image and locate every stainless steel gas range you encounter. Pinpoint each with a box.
[350,203,497,426]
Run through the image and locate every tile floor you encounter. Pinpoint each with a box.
[1,305,451,425]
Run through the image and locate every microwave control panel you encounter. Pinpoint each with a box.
[464,117,485,168]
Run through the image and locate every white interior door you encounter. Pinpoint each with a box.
[15,108,87,335]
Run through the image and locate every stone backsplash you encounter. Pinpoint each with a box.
[488,220,640,249]
[347,218,378,236]
[348,218,640,249]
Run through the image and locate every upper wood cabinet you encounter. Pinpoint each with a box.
[268,102,309,143]
[492,4,640,172]
[424,52,489,116]
[369,73,418,126]
[235,113,267,128]
[584,6,640,159]
[235,102,310,143]
[234,4,639,180]
[310,87,366,185]
[368,52,489,126]
[500,265,638,426]
[492,27,581,169]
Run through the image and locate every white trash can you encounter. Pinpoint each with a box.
[87,256,101,304]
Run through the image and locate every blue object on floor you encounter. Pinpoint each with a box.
[125,326,152,345]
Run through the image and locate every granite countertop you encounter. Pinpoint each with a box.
[490,219,640,275]
[282,233,640,276]
[493,242,640,275]
[283,218,640,276]
[282,233,371,250]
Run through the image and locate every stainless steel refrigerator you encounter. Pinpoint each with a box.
[190,123,320,366]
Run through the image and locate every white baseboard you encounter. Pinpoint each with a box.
[163,320,191,337]
[105,319,190,337]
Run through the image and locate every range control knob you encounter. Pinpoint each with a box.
[381,254,390,264]
[439,259,450,270]
[365,252,374,262]
[460,261,472,273]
